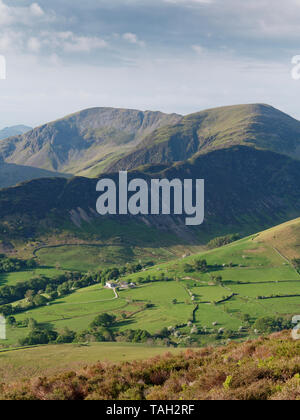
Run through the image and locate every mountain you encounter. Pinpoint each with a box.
[109,104,300,172]
[0,156,70,189]
[1,146,300,249]
[2,104,300,183]
[0,125,31,140]
[0,108,181,176]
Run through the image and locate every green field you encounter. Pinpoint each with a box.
[2,223,300,350]
[0,342,183,383]
[0,268,65,287]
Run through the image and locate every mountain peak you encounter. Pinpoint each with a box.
[0,107,182,174]
[110,103,300,172]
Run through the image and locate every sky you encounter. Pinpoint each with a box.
[0,0,299,127]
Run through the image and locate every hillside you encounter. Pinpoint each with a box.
[110,104,300,172]
[1,331,299,400]
[0,108,181,176]
[254,218,300,260]
[1,216,300,357]
[1,146,300,257]
[0,159,70,189]
[2,104,300,183]
[0,125,31,140]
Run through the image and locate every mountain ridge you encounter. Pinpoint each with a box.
[109,103,300,172]
[1,145,300,249]
[0,107,182,175]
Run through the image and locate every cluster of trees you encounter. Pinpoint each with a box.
[98,261,154,284]
[0,271,99,315]
[207,233,241,250]
[0,255,37,273]
[253,316,292,334]
[18,313,177,347]
[183,259,208,274]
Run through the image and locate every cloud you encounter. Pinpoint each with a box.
[27,37,42,53]
[192,45,205,55]
[30,3,45,17]
[56,32,108,52]
[0,0,300,127]
[0,1,47,25]
[123,33,145,47]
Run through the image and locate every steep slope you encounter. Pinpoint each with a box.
[1,146,300,248]
[0,125,31,140]
[0,157,70,189]
[0,108,181,175]
[110,104,300,172]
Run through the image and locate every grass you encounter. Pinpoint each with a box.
[0,342,183,383]
[35,244,189,271]
[2,219,300,349]
[2,331,300,400]
[0,268,65,287]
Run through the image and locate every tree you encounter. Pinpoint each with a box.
[25,289,35,302]
[183,263,194,273]
[172,299,178,305]
[56,328,76,344]
[253,316,291,334]
[90,313,116,328]
[32,295,48,307]
[0,304,13,316]
[7,316,16,326]
[194,259,208,272]
[241,313,251,324]
[57,283,70,296]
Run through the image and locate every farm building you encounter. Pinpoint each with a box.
[106,281,118,289]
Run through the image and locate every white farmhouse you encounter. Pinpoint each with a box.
[106,281,118,289]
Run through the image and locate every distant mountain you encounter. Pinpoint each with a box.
[0,157,70,189]
[0,108,181,176]
[2,104,300,183]
[0,125,32,140]
[109,104,300,172]
[1,146,300,247]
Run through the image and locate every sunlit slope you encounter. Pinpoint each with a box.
[254,217,300,260]
[110,103,300,172]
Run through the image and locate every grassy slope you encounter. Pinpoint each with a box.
[1,331,300,400]
[254,217,300,260]
[0,342,183,383]
[3,218,300,348]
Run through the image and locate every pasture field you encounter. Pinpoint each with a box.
[0,268,65,287]
[0,342,183,383]
[2,220,300,349]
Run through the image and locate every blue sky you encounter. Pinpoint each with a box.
[0,0,299,127]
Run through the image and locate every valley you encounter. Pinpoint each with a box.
[1,103,300,397]
[1,219,300,353]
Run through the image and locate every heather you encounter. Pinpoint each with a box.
[1,331,300,400]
